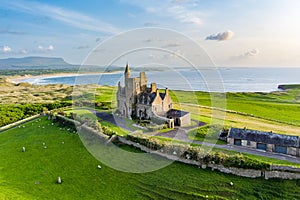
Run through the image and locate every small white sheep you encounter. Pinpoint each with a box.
[22,147,26,152]
[97,165,102,169]
[57,177,62,184]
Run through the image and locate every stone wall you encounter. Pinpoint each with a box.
[250,141,257,148]
[118,136,300,180]
[180,113,191,126]
[265,171,300,180]
[266,144,274,152]
[0,114,41,132]
[288,147,297,156]
[206,164,262,178]
[227,138,234,145]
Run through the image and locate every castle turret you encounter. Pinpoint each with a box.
[124,62,130,78]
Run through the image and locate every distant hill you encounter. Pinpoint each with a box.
[0,56,123,76]
[0,56,186,77]
[0,56,74,69]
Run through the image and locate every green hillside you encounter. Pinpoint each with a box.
[1,117,300,199]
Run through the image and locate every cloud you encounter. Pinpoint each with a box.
[163,49,183,59]
[0,29,27,35]
[76,45,90,50]
[95,37,102,42]
[37,45,54,52]
[143,38,163,43]
[148,54,156,59]
[162,43,181,48]
[121,0,204,26]
[171,0,189,3]
[1,0,121,34]
[127,12,136,18]
[167,5,203,26]
[20,49,28,54]
[144,38,153,43]
[0,45,12,53]
[205,30,235,41]
[240,49,260,57]
[143,22,158,27]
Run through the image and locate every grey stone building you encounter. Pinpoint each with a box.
[227,127,300,157]
[116,64,190,128]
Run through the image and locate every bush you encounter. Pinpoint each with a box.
[102,126,117,137]
[0,102,71,127]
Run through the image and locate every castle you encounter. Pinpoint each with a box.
[116,64,190,128]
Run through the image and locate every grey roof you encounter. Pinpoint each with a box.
[167,109,189,118]
[228,128,299,148]
[159,93,166,99]
[137,92,157,104]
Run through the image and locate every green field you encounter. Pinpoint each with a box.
[1,117,300,199]
[170,88,300,126]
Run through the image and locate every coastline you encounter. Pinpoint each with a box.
[8,71,122,84]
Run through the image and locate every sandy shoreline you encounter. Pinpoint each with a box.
[8,71,122,84]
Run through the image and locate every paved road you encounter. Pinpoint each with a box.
[94,111,300,164]
[92,111,136,132]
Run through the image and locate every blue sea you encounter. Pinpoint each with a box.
[19,68,300,92]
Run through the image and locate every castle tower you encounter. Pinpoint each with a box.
[140,72,147,91]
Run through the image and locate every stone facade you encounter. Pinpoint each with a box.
[116,64,190,127]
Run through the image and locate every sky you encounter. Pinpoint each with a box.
[0,0,300,67]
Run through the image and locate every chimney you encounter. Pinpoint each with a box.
[165,88,169,96]
[156,89,160,97]
[151,83,157,93]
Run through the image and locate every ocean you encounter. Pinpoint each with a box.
[18,67,300,92]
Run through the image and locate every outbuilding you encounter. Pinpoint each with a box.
[227,127,299,157]
[166,109,191,127]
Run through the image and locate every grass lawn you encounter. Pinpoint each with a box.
[2,117,300,199]
[170,88,300,127]
[175,103,300,135]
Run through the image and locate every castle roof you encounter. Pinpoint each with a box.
[137,92,156,104]
[167,109,189,118]
[228,128,299,147]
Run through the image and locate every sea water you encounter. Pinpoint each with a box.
[18,67,300,92]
